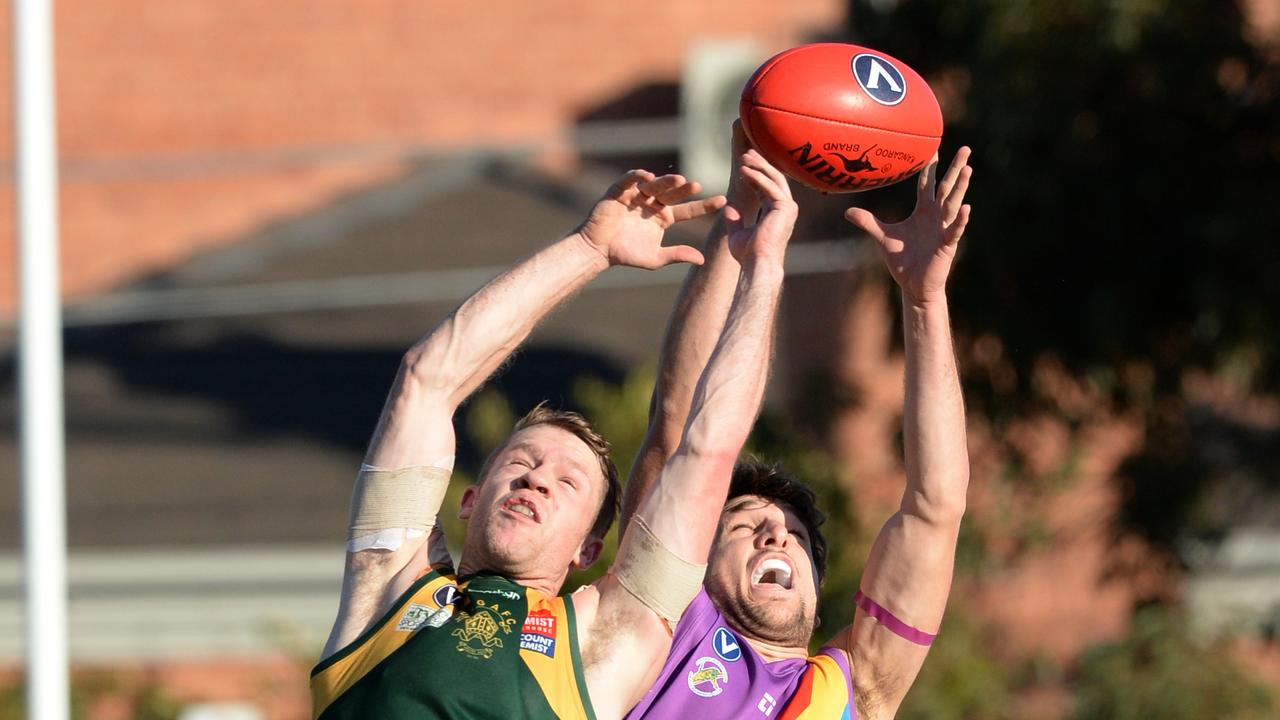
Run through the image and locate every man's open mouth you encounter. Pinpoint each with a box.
[750,557,793,589]
[503,498,540,522]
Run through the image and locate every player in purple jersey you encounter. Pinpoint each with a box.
[623,122,974,720]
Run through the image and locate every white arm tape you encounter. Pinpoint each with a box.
[614,515,707,626]
[346,528,426,553]
[347,466,451,548]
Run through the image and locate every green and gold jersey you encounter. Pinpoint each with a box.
[311,568,596,720]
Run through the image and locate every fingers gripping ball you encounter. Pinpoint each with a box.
[740,43,942,193]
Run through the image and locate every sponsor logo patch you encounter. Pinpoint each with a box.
[519,609,557,657]
[687,656,729,698]
[468,587,521,600]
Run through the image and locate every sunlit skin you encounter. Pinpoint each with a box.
[458,424,606,595]
[703,495,819,656]
[319,165,763,717]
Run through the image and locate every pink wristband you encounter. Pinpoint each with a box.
[854,590,937,646]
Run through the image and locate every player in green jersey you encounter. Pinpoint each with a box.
[313,157,799,719]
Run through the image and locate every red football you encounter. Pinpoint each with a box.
[740,43,942,193]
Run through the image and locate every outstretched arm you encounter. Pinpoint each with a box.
[636,152,796,562]
[583,151,799,717]
[829,149,974,719]
[321,171,725,660]
[622,122,762,537]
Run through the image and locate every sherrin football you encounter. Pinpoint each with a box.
[740,43,942,193]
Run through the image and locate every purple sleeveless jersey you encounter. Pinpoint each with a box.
[627,589,856,720]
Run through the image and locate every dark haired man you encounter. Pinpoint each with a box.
[624,126,974,719]
[312,152,800,719]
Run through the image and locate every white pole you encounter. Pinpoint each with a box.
[12,0,69,718]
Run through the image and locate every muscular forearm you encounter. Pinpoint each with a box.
[899,294,968,525]
[364,232,609,469]
[638,258,786,559]
[408,232,609,406]
[623,216,742,532]
[683,260,782,455]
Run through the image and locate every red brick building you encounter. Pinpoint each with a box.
[0,0,844,314]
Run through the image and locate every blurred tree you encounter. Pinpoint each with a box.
[1071,606,1274,719]
[843,0,1280,551]
[895,608,1015,720]
[847,0,1280,385]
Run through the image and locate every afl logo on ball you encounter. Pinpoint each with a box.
[852,53,907,106]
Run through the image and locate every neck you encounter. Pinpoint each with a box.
[456,553,563,598]
[742,634,809,663]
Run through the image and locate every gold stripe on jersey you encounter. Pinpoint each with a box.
[311,572,458,719]
[518,589,594,720]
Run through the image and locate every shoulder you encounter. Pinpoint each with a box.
[768,647,857,719]
[676,587,717,631]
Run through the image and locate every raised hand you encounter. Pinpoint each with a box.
[724,149,798,268]
[577,171,727,270]
[844,147,973,305]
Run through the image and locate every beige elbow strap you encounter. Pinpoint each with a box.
[347,466,451,540]
[614,515,706,626]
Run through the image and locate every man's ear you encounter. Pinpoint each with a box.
[458,485,478,521]
[570,535,604,570]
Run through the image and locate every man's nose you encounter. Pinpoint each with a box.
[516,466,553,495]
[757,520,788,547]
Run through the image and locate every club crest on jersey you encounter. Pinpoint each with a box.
[452,599,516,659]
[852,53,907,106]
[687,656,729,698]
[519,609,557,657]
[712,627,742,662]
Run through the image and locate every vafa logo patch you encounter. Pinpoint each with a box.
[712,627,742,662]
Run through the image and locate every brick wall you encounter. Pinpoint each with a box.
[0,0,845,312]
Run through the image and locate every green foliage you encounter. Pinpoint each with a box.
[1071,606,1274,720]
[574,364,658,481]
[465,387,518,456]
[128,684,182,720]
[0,682,19,720]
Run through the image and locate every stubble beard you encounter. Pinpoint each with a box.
[710,584,816,648]
[465,511,541,576]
